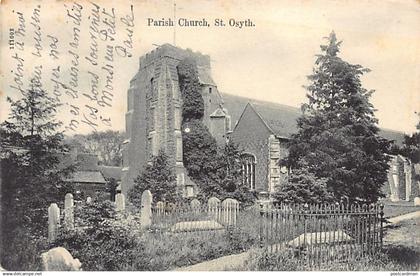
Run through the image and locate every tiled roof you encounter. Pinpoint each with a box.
[99,166,122,181]
[221,92,405,145]
[66,171,106,184]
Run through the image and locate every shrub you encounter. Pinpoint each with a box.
[53,200,142,271]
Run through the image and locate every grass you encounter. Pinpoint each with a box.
[381,199,420,218]
[239,244,420,271]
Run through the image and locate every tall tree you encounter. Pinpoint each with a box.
[128,150,180,205]
[0,79,73,269]
[286,32,390,203]
[65,130,124,166]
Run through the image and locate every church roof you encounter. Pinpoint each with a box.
[220,92,405,145]
[66,171,106,184]
[99,166,122,181]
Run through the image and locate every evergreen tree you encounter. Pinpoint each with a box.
[0,78,74,269]
[128,150,180,205]
[273,161,333,204]
[286,32,390,203]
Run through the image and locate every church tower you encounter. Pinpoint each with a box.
[122,44,230,198]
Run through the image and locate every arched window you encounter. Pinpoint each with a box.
[241,153,256,190]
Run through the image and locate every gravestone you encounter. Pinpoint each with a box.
[64,193,74,231]
[116,193,125,211]
[41,247,82,271]
[86,197,92,204]
[221,198,239,226]
[191,199,201,213]
[48,203,60,243]
[208,197,221,221]
[140,190,153,230]
[414,197,420,206]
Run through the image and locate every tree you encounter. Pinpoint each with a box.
[273,162,333,204]
[177,58,256,204]
[217,141,256,205]
[0,78,74,269]
[65,130,124,166]
[285,32,390,203]
[128,150,180,206]
[399,114,420,163]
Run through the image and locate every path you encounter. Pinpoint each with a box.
[386,210,420,225]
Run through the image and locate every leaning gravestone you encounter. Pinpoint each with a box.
[140,190,153,230]
[41,247,82,271]
[48,203,60,243]
[115,193,125,211]
[208,197,221,221]
[221,198,239,226]
[64,193,74,231]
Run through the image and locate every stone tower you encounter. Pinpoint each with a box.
[122,44,231,198]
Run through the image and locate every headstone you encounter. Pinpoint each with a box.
[221,198,239,226]
[190,199,201,213]
[140,190,153,230]
[414,197,420,206]
[41,247,82,271]
[64,193,74,231]
[48,203,60,243]
[115,193,125,211]
[86,197,92,204]
[156,201,165,216]
[208,197,221,221]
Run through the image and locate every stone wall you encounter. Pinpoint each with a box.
[122,44,227,198]
[230,104,272,192]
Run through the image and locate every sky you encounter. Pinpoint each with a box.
[0,0,419,135]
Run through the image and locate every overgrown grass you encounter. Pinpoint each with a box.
[239,244,420,271]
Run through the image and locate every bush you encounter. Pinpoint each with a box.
[53,200,142,271]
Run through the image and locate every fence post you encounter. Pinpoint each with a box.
[379,203,384,248]
[259,203,264,248]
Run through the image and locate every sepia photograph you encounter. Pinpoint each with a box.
[0,0,419,273]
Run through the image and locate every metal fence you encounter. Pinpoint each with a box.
[259,203,384,267]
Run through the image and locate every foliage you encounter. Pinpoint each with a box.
[128,150,180,206]
[65,130,125,166]
[0,79,74,270]
[399,115,420,163]
[177,58,255,205]
[177,57,204,122]
[105,177,119,201]
[273,164,333,204]
[285,32,390,203]
[54,201,142,271]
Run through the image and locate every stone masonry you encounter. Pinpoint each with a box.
[122,44,231,198]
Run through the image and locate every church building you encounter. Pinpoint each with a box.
[122,44,415,202]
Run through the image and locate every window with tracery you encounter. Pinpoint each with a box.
[241,153,256,190]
